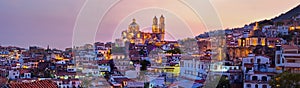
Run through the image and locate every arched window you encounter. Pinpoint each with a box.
[257,59,261,63]
[252,76,258,81]
[262,85,267,88]
[255,84,258,88]
[246,84,251,88]
[262,76,268,81]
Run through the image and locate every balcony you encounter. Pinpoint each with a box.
[283,63,300,67]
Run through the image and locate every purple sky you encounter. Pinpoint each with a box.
[0,0,299,49]
[0,0,84,49]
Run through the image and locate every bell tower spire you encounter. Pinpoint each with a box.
[159,15,165,41]
[152,16,159,33]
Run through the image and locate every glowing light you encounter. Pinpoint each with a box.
[275,77,280,81]
[22,66,28,69]
[64,76,68,79]
[55,55,64,60]
[289,26,300,31]
[75,75,79,78]
[261,38,266,46]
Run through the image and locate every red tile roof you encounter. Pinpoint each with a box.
[0,77,8,86]
[282,45,300,50]
[9,80,57,88]
[98,60,110,64]
[20,69,30,74]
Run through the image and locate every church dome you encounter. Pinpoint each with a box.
[129,19,139,27]
[128,18,140,32]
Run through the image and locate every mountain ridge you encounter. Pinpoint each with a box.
[272,4,300,22]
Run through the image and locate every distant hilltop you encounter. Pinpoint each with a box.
[272,4,300,22]
[248,4,300,26]
[196,4,300,38]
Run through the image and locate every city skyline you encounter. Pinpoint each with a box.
[1,1,300,88]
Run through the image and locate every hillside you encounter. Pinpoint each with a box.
[272,4,300,22]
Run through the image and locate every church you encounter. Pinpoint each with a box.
[121,15,166,45]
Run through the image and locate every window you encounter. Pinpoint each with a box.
[252,76,258,81]
[214,65,218,70]
[257,59,261,63]
[262,85,267,88]
[262,76,267,81]
[246,84,251,88]
[255,84,258,88]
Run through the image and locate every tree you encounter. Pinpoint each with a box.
[277,33,283,38]
[43,68,52,78]
[165,48,181,54]
[81,77,93,88]
[144,82,150,88]
[140,60,150,71]
[269,71,300,88]
[276,22,285,26]
[216,76,230,88]
[282,34,293,43]
[203,75,230,88]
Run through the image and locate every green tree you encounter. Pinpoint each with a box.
[81,77,93,88]
[282,34,293,43]
[144,82,150,88]
[204,75,230,88]
[140,60,150,71]
[216,76,230,88]
[269,71,300,88]
[165,48,181,54]
[276,22,284,26]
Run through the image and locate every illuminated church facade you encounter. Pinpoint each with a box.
[228,22,269,59]
[121,15,166,45]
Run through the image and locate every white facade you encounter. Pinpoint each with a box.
[242,54,273,88]
[8,70,19,80]
[275,45,300,73]
[277,26,289,35]
[20,73,31,79]
[54,80,81,88]
[67,66,76,72]
[180,59,210,80]
[243,55,270,64]
[150,77,164,88]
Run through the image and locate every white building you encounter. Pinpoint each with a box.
[180,58,210,80]
[275,45,300,73]
[277,26,289,35]
[53,79,81,88]
[20,70,31,79]
[242,54,274,88]
[8,69,19,80]
[149,77,164,88]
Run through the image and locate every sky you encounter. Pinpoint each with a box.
[0,0,299,49]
